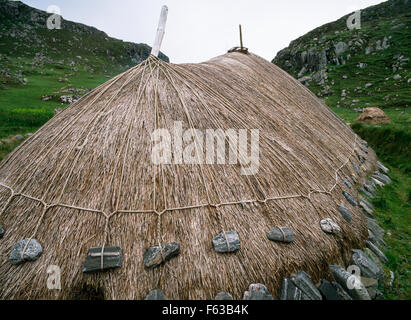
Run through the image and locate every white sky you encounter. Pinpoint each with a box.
[22,0,386,63]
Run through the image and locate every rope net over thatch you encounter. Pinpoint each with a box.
[0,52,375,300]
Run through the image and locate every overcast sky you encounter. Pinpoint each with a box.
[22,0,386,63]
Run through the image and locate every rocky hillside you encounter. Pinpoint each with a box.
[0,0,168,139]
[0,0,168,87]
[273,0,410,110]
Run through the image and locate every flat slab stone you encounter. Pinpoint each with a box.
[82,246,122,273]
[368,218,385,246]
[145,289,166,300]
[332,281,353,300]
[318,279,352,300]
[330,265,371,300]
[352,162,361,175]
[363,181,377,195]
[371,177,384,188]
[360,200,374,217]
[377,161,389,174]
[243,284,274,300]
[368,229,386,250]
[9,239,43,265]
[290,271,322,300]
[374,171,391,184]
[266,226,294,243]
[364,248,383,269]
[358,187,374,199]
[361,147,369,154]
[343,191,358,206]
[366,240,388,264]
[358,155,366,163]
[338,205,353,222]
[213,231,240,253]
[359,196,374,210]
[320,218,341,234]
[144,242,180,268]
[215,292,234,300]
[350,249,384,281]
[341,177,352,189]
[0,225,4,239]
[280,277,303,300]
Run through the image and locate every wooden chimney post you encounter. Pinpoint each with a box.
[151,6,169,57]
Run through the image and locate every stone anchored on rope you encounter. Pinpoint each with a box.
[343,191,358,206]
[320,218,341,234]
[82,246,122,273]
[213,231,240,253]
[9,239,43,265]
[143,242,180,268]
[0,224,4,239]
[266,226,294,243]
[338,205,353,222]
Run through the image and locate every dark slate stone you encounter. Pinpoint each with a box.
[338,205,353,222]
[318,279,343,300]
[266,226,294,243]
[360,196,374,210]
[359,199,374,217]
[330,265,371,300]
[0,225,4,239]
[377,161,389,174]
[280,278,303,300]
[82,246,122,273]
[213,231,240,253]
[368,229,386,250]
[366,240,388,264]
[341,177,352,189]
[350,249,384,281]
[358,186,374,199]
[243,284,275,300]
[363,181,377,195]
[215,292,234,300]
[343,191,357,206]
[358,155,366,164]
[9,239,43,265]
[361,147,369,154]
[145,289,166,300]
[291,271,322,300]
[360,140,368,147]
[352,162,361,175]
[143,242,180,268]
[373,171,392,184]
[332,281,353,300]
[368,218,385,246]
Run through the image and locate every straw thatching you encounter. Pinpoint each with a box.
[0,52,376,300]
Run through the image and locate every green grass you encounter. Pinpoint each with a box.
[343,113,410,300]
[0,59,114,138]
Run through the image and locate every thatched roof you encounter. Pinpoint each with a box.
[0,52,376,299]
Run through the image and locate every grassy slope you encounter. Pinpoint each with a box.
[272,0,410,299]
[0,0,167,139]
[330,106,410,299]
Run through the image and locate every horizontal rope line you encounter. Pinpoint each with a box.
[0,135,359,221]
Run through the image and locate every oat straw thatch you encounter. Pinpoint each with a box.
[0,52,376,300]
